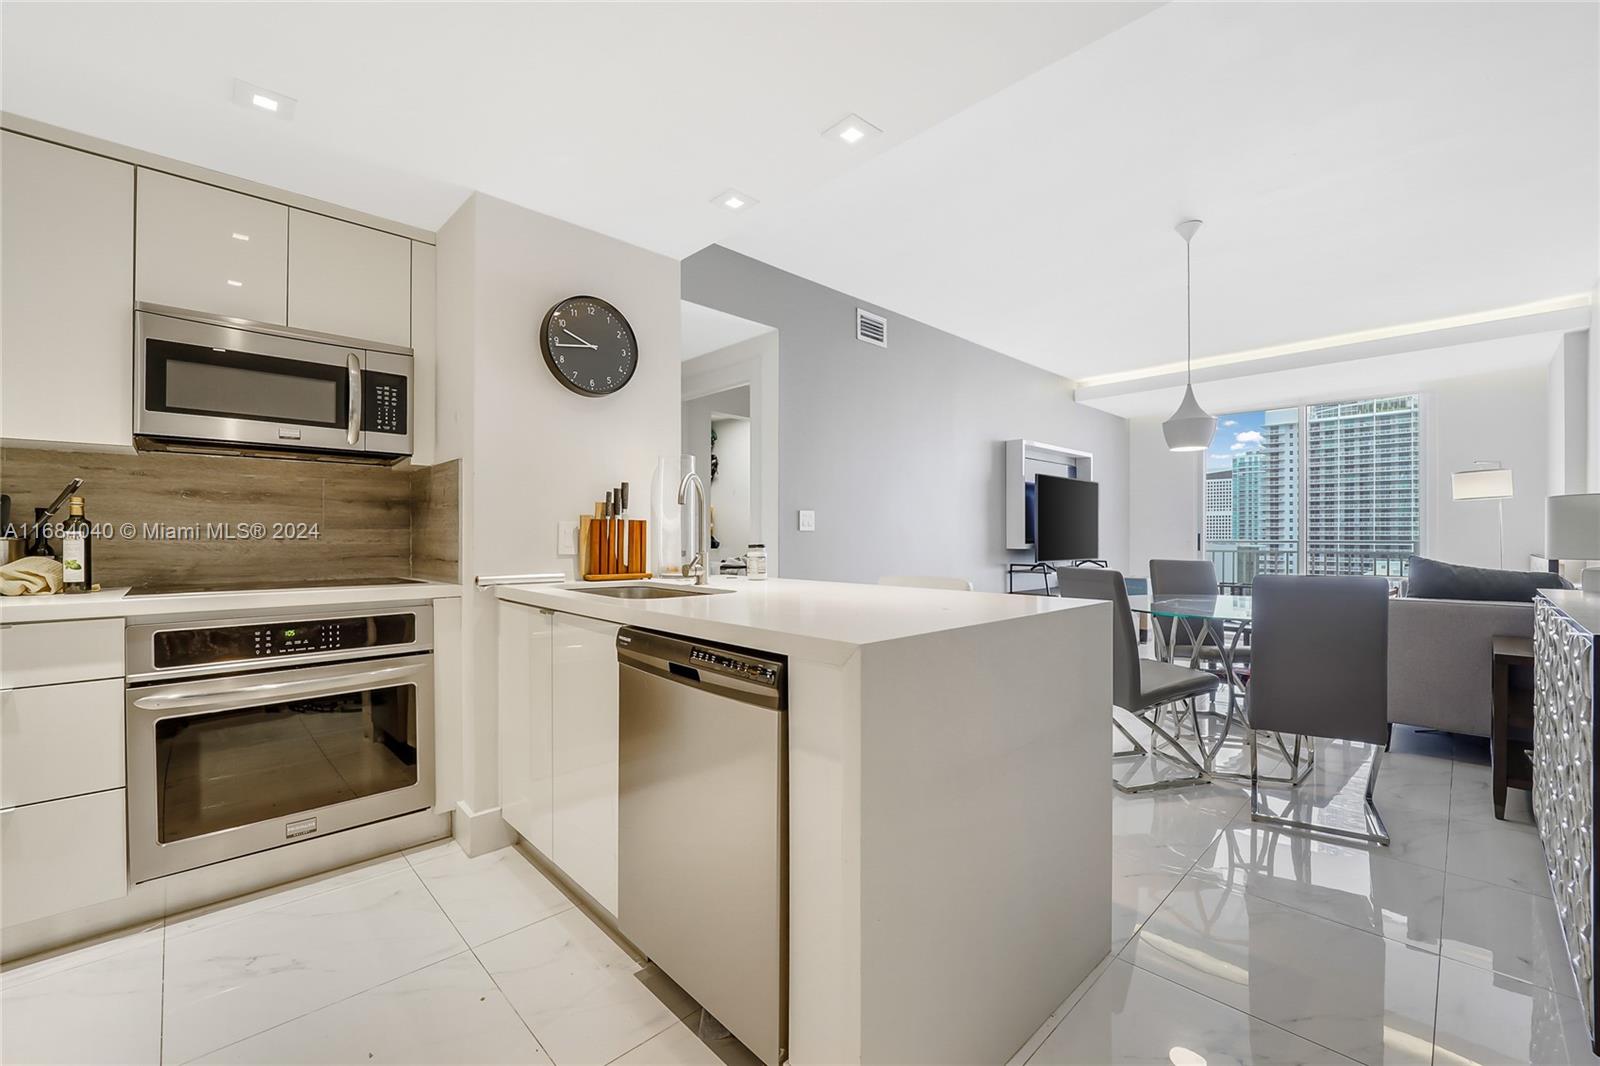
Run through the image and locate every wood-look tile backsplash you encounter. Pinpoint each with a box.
[0,448,460,589]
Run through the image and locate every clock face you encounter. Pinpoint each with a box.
[540,296,638,397]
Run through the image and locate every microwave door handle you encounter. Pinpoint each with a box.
[132,662,425,717]
[347,353,362,446]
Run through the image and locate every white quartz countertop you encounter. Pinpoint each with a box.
[0,581,462,623]
[494,576,1097,663]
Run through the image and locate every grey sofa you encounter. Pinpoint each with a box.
[1386,597,1534,736]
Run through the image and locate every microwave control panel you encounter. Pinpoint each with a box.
[363,371,408,435]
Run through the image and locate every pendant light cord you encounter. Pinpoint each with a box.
[1185,238,1193,383]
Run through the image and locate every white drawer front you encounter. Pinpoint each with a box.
[0,789,127,927]
[1,679,125,808]
[0,619,123,688]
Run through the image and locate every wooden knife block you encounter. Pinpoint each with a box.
[580,515,650,581]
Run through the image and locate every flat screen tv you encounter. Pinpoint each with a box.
[1034,474,1099,562]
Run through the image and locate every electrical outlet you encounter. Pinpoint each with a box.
[557,520,578,556]
[798,509,816,532]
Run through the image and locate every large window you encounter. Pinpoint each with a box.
[1203,395,1420,585]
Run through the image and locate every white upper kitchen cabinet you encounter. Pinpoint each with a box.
[498,603,554,856]
[410,241,437,466]
[135,168,288,323]
[1,132,134,448]
[287,210,410,347]
[552,612,621,915]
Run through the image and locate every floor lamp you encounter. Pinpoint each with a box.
[1452,461,1514,569]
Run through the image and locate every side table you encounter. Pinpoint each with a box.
[1491,634,1535,820]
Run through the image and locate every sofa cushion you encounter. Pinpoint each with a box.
[1405,555,1569,603]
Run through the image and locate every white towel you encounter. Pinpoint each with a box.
[0,557,64,596]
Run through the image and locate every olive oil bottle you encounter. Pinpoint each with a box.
[61,496,92,594]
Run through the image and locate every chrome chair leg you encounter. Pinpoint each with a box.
[1113,701,1210,794]
[1112,716,1147,758]
[1249,732,1390,846]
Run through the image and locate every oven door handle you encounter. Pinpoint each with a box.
[132,662,425,716]
[347,352,362,446]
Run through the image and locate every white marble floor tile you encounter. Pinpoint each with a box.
[1028,958,1357,1065]
[1112,840,1202,952]
[1190,824,1444,952]
[476,909,696,1066]
[1230,794,1449,873]
[610,1011,763,1066]
[0,923,164,1065]
[1444,814,1552,898]
[1447,761,1536,826]
[406,842,574,947]
[1438,873,1576,997]
[1432,957,1600,1065]
[162,866,467,1063]
[1113,787,1243,856]
[1124,874,1439,1065]
[165,854,415,939]
[195,952,550,1065]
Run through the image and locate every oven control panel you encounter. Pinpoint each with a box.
[152,613,419,670]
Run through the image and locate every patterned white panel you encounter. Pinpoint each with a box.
[1533,598,1597,1042]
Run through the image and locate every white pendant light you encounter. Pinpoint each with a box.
[1163,219,1217,452]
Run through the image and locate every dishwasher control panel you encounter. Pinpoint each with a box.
[690,646,779,685]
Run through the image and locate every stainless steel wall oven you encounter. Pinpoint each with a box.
[125,604,434,882]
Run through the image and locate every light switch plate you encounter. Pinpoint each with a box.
[557,520,579,556]
[798,509,816,532]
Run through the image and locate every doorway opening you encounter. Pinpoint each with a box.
[680,301,778,575]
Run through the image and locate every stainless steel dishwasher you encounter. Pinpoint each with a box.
[616,627,786,1066]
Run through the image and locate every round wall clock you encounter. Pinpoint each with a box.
[540,295,638,397]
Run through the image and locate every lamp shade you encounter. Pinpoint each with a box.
[1452,467,1514,501]
[1547,492,1600,559]
[1162,384,1217,453]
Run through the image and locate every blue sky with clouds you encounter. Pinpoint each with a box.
[1207,409,1269,472]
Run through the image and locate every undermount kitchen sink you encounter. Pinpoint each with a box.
[570,584,733,599]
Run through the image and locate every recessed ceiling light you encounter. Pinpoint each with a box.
[231,232,250,242]
[712,189,758,211]
[232,78,296,120]
[226,279,243,287]
[823,113,881,145]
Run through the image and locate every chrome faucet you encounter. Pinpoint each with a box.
[676,470,710,586]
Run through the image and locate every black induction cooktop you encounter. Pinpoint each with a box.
[127,576,429,597]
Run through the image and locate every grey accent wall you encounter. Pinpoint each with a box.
[682,245,1129,591]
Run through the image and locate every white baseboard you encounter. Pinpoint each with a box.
[452,800,516,857]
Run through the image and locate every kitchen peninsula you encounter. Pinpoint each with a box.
[493,576,1111,1065]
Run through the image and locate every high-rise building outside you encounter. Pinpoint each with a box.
[1207,396,1419,582]
[1304,395,1420,576]
[1204,470,1234,542]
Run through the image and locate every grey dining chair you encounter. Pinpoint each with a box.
[1058,567,1218,793]
[1148,558,1247,669]
[1245,574,1392,845]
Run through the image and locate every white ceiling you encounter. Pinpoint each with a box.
[0,2,1150,257]
[722,2,1600,382]
[681,301,773,362]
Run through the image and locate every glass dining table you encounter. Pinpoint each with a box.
[1127,593,1311,784]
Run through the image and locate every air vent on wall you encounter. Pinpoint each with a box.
[856,308,887,348]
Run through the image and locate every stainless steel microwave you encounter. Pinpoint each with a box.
[134,304,413,460]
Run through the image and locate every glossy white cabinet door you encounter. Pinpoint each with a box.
[287,210,410,346]
[410,242,437,465]
[0,619,123,689]
[552,612,621,915]
[135,168,288,323]
[0,132,134,448]
[0,789,127,927]
[498,603,554,855]
[0,678,125,808]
